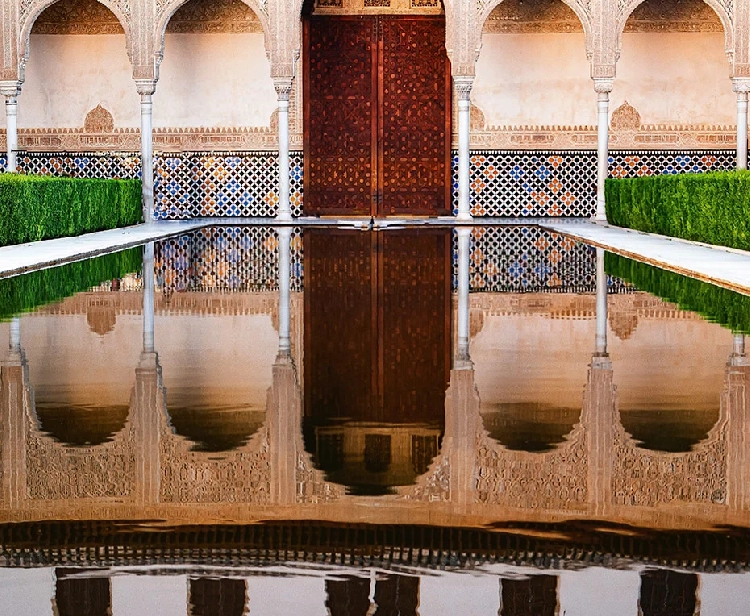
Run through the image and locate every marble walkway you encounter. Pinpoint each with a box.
[1,217,749,296]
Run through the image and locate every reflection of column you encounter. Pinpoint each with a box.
[274,78,293,222]
[2,84,20,172]
[595,247,608,356]
[133,243,162,505]
[725,333,750,513]
[269,226,301,505]
[454,76,473,221]
[137,80,156,222]
[277,227,292,355]
[1,317,28,508]
[445,367,480,509]
[734,79,750,170]
[594,79,613,221]
[456,227,472,368]
[584,250,615,515]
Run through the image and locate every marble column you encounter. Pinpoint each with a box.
[136,80,156,223]
[456,227,472,368]
[454,76,474,221]
[1,83,21,173]
[274,79,294,222]
[734,79,750,170]
[277,226,292,355]
[594,79,614,222]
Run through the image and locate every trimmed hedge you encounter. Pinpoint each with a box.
[0,247,142,321]
[605,170,750,251]
[0,174,142,247]
[605,251,750,333]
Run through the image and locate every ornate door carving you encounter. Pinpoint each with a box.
[304,16,450,217]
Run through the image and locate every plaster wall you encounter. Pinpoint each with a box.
[18,33,276,130]
[474,32,734,127]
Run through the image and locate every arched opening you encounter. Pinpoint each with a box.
[620,408,720,453]
[35,402,129,447]
[166,401,265,452]
[21,0,138,133]
[156,0,276,131]
[482,402,580,453]
[616,0,732,133]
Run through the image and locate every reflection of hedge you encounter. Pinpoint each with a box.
[0,247,142,321]
[605,170,750,250]
[0,175,141,247]
[605,251,750,333]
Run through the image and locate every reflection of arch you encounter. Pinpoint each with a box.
[166,404,264,452]
[481,402,581,453]
[20,0,133,76]
[34,403,129,447]
[619,408,721,453]
[616,0,732,58]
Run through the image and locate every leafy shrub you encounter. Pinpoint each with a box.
[605,170,750,250]
[0,174,142,247]
[605,251,750,333]
[0,247,142,320]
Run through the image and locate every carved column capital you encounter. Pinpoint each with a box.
[0,81,21,99]
[273,77,294,101]
[135,79,157,96]
[593,78,614,94]
[733,77,750,93]
[454,76,474,101]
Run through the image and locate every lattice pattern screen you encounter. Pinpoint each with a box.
[8,149,736,219]
[155,152,304,220]
[154,227,304,293]
[455,227,634,293]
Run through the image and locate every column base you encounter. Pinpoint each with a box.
[275,212,293,223]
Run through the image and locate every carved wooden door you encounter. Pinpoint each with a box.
[304,16,450,217]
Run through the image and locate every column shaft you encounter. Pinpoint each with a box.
[595,247,608,356]
[738,91,748,170]
[5,96,17,173]
[456,227,472,368]
[275,80,293,222]
[595,87,611,221]
[140,94,154,222]
[277,227,292,354]
[455,77,473,221]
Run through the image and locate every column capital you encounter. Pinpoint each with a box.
[135,79,157,96]
[453,75,474,101]
[273,77,294,101]
[733,77,750,93]
[0,81,21,99]
[593,78,614,94]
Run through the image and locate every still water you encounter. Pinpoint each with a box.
[1,225,750,615]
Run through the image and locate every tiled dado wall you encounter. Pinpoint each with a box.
[12,149,736,219]
[154,226,631,295]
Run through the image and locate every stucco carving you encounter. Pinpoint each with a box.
[84,104,115,133]
[610,100,641,131]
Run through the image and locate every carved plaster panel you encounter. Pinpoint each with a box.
[313,0,443,15]
[31,0,125,34]
[166,0,263,33]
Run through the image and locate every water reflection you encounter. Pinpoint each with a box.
[1,226,750,613]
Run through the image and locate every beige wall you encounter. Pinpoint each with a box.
[19,33,276,130]
[474,32,734,127]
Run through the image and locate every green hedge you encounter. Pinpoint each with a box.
[0,247,142,321]
[0,174,142,247]
[605,170,750,250]
[605,251,750,333]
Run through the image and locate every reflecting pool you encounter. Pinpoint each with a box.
[1,225,750,615]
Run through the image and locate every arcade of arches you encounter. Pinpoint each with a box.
[0,0,748,219]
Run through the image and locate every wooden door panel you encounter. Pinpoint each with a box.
[380,18,450,216]
[304,17,376,216]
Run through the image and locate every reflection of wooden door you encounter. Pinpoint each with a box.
[304,229,451,423]
[303,16,451,217]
